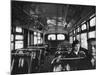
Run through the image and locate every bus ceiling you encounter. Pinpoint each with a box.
[11,1,96,33]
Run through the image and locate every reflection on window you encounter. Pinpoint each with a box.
[15,41,23,49]
[15,35,23,40]
[16,27,22,33]
[81,33,88,49]
[57,34,65,40]
[48,34,56,40]
[76,35,80,41]
[69,36,73,43]
[34,36,38,45]
[81,24,86,30]
[90,17,96,27]
[88,31,96,38]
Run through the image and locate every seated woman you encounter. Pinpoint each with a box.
[70,40,86,57]
[69,40,91,70]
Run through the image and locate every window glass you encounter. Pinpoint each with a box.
[16,27,22,33]
[81,33,88,49]
[69,36,73,43]
[34,32,43,45]
[34,36,38,45]
[81,24,86,30]
[37,37,42,44]
[15,35,23,40]
[57,34,65,40]
[88,31,96,38]
[48,34,56,40]
[15,41,23,49]
[76,35,80,41]
[90,17,96,27]
[38,37,43,44]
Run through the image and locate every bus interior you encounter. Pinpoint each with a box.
[11,0,96,74]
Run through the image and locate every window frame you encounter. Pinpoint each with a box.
[69,15,96,50]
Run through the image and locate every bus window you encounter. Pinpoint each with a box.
[48,34,56,40]
[14,27,24,49]
[81,24,86,30]
[57,34,65,40]
[37,37,42,44]
[90,17,96,27]
[81,33,88,49]
[76,35,80,41]
[88,31,96,38]
[15,41,23,49]
[34,32,43,45]
[69,36,73,43]
[34,36,38,45]
[16,27,22,33]
[15,35,23,40]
